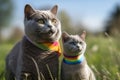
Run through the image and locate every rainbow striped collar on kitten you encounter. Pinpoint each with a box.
[63,54,84,65]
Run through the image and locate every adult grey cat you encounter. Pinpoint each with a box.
[61,31,96,80]
[5,4,61,80]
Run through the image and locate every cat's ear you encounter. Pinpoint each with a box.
[62,31,70,42]
[24,4,35,19]
[80,31,86,40]
[50,5,58,15]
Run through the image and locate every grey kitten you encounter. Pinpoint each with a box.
[61,31,96,80]
[5,4,61,80]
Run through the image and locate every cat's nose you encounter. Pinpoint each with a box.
[47,25,52,28]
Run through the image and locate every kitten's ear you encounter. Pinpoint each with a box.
[62,31,70,42]
[24,4,35,19]
[50,5,58,15]
[80,31,86,40]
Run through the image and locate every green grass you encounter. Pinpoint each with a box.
[0,36,120,80]
[0,42,14,80]
[86,36,120,80]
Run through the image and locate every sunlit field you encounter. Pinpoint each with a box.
[0,36,120,80]
[86,36,120,80]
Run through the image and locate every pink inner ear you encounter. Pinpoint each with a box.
[80,31,86,40]
[51,5,58,15]
[62,36,67,42]
[24,4,35,18]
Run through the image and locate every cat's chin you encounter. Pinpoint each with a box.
[48,39,58,42]
[37,36,59,43]
[47,36,59,42]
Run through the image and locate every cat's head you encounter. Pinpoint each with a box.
[62,31,86,56]
[24,4,61,43]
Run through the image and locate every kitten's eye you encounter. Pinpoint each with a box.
[51,18,57,24]
[37,19,45,24]
[70,42,75,45]
[79,42,82,44]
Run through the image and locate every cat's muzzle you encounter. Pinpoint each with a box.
[37,28,56,36]
[48,29,56,36]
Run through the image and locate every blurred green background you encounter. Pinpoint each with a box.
[0,0,120,80]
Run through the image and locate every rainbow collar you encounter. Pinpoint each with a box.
[63,54,84,65]
[25,36,61,56]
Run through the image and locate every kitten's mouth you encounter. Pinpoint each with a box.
[70,48,82,53]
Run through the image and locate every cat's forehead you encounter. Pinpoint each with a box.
[32,10,56,19]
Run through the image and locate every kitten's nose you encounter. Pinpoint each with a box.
[76,45,82,51]
[76,45,79,48]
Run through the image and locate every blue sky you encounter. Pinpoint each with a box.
[12,0,120,32]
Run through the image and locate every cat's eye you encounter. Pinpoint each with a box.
[51,18,57,24]
[37,19,45,24]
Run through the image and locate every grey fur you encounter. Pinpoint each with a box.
[61,31,96,80]
[5,4,61,80]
